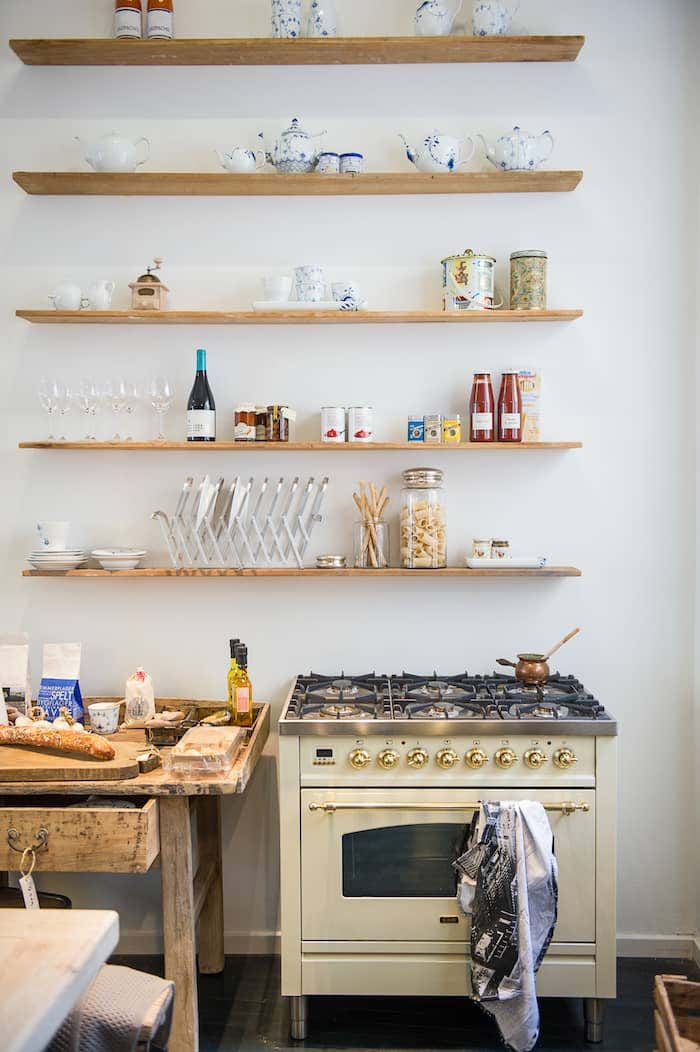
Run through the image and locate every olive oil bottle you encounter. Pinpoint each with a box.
[226,639,240,722]
[231,644,253,728]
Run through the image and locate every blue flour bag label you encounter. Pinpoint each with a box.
[37,643,83,721]
[37,677,83,721]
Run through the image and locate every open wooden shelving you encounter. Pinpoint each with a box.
[22,566,582,579]
[12,170,583,197]
[19,441,582,452]
[9,36,586,67]
[16,308,584,326]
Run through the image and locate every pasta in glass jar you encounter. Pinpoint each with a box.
[400,468,446,569]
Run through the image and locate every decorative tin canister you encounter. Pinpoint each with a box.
[510,249,547,310]
[441,249,497,311]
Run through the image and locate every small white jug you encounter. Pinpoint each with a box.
[86,280,116,310]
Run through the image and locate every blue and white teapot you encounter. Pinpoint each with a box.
[472,0,519,36]
[478,126,554,171]
[399,131,475,173]
[259,117,327,175]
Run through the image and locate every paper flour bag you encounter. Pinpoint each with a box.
[0,633,31,720]
[124,666,156,725]
[37,642,83,721]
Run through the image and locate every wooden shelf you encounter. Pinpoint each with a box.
[9,36,586,67]
[19,441,582,451]
[16,308,583,326]
[22,566,581,579]
[12,170,583,197]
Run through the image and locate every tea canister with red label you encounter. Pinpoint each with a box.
[441,249,497,311]
[347,406,374,443]
[510,250,547,310]
[321,406,346,443]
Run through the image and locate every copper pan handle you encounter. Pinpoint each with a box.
[496,658,517,669]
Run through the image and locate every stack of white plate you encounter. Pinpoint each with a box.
[27,549,88,571]
[91,548,147,571]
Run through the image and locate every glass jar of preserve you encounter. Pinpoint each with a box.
[491,539,510,560]
[255,406,268,442]
[400,467,446,569]
[234,404,256,442]
[266,405,290,442]
[470,372,495,442]
[498,369,523,442]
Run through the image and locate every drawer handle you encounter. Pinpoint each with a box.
[7,827,49,854]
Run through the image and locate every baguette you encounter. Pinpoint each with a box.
[0,725,115,761]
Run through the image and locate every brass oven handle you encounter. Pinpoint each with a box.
[7,827,50,854]
[308,801,589,816]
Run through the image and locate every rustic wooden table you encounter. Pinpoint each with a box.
[1,908,119,1052]
[0,703,270,1052]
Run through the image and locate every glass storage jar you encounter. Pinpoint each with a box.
[400,467,447,569]
[353,520,389,569]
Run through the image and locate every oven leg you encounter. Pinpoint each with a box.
[584,998,605,1043]
[290,995,309,1040]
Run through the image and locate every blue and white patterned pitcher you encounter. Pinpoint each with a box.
[415,0,464,36]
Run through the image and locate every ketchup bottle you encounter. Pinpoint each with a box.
[147,0,175,39]
[469,372,495,442]
[497,369,523,442]
[114,0,143,39]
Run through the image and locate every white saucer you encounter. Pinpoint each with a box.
[252,300,342,312]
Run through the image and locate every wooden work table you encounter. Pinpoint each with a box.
[0,703,270,1052]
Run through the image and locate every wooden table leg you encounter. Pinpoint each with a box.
[196,796,225,974]
[160,797,198,1052]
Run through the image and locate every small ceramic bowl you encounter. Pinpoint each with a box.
[88,701,120,736]
[92,548,147,571]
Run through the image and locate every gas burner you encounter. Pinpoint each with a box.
[405,701,487,720]
[402,678,475,706]
[306,680,378,709]
[300,701,380,721]
[508,701,570,720]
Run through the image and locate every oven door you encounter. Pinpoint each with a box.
[301,788,595,944]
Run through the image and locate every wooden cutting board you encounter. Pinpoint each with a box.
[0,740,141,782]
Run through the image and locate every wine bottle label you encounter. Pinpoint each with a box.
[501,412,521,429]
[147,11,174,38]
[187,410,216,439]
[114,10,142,37]
[235,687,251,713]
[472,412,493,431]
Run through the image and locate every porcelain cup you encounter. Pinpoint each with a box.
[262,275,293,302]
[316,152,340,174]
[49,282,88,311]
[88,701,120,735]
[36,521,70,551]
[332,281,363,304]
[340,152,364,174]
[271,0,302,38]
[86,280,116,310]
[295,265,326,301]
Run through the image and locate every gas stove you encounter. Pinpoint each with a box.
[280,671,617,736]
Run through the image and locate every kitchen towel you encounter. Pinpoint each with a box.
[454,801,558,1052]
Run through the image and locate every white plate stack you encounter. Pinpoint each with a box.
[27,549,88,571]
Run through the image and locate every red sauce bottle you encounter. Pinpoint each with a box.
[469,372,495,442]
[497,369,523,442]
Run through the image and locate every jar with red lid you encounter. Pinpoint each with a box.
[469,372,495,442]
[497,369,523,442]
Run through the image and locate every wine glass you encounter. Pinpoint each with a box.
[122,382,140,441]
[56,385,73,442]
[76,379,100,441]
[37,378,61,440]
[103,379,128,441]
[148,377,173,442]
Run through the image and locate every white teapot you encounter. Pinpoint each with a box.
[215,146,265,173]
[400,131,475,173]
[259,118,327,175]
[49,282,87,311]
[472,0,519,36]
[478,126,554,171]
[76,132,150,173]
[414,0,463,36]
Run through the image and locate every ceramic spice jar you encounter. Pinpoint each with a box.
[510,250,548,310]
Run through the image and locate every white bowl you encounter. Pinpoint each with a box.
[92,549,147,571]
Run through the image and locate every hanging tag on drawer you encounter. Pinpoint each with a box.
[19,847,40,910]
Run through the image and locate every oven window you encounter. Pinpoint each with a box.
[342,824,465,898]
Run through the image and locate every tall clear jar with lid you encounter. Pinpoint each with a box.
[400,468,447,569]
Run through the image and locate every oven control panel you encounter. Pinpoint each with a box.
[300,735,596,786]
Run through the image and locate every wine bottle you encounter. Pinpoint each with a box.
[232,644,253,728]
[187,348,216,442]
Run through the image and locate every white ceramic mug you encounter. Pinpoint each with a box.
[36,521,70,551]
[295,265,326,302]
[86,280,116,310]
[49,282,88,312]
[332,281,362,303]
[88,701,120,736]
[262,275,293,302]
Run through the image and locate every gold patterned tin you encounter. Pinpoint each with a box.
[510,250,547,311]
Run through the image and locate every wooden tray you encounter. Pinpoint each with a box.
[0,740,141,782]
[655,974,700,1052]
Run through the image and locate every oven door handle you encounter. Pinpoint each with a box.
[308,801,590,816]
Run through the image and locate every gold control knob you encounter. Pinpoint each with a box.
[377,749,400,770]
[524,748,549,770]
[407,748,429,769]
[436,748,460,770]
[465,748,489,770]
[494,747,518,770]
[348,748,371,770]
[554,748,578,770]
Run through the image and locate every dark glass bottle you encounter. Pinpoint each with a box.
[469,372,495,442]
[498,369,523,442]
[187,348,216,442]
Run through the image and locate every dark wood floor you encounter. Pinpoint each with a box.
[114,955,699,1051]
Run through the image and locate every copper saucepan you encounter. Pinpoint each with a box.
[497,627,580,686]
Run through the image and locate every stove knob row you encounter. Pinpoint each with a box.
[377,749,400,770]
[465,748,489,770]
[436,748,460,770]
[494,747,518,770]
[524,748,549,770]
[348,748,372,770]
[407,748,429,769]
[553,747,578,769]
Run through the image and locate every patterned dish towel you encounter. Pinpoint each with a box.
[454,801,558,1052]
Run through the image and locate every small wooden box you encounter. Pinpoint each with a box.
[654,974,700,1052]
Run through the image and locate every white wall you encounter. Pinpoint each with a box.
[0,0,697,956]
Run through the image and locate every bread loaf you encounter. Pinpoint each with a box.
[0,725,115,761]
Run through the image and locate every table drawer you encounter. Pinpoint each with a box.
[0,797,159,873]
